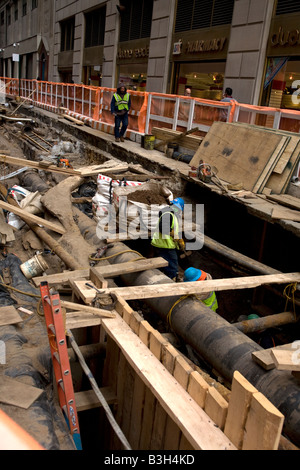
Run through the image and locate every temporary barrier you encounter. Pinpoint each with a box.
[2,76,300,159]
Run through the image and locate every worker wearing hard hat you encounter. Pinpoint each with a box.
[151,198,185,281]
[183,267,218,312]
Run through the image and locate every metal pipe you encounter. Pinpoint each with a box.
[233,311,297,334]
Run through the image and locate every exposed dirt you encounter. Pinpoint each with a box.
[128,189,168,205]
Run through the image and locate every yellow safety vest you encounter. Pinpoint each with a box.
[151,211,179,250]
[202,291,218,312]
[114,93,130,111]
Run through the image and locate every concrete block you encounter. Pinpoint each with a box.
[240,51,260,78]
[229,24,264,52]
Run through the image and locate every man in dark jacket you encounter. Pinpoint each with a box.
[110,84,131,142]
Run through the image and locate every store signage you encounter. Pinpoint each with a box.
[185,37,227,54]
[173,40,182,55]
[117,46,149,60]
[271,27,300,47]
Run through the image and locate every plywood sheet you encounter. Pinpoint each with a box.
[190,122,286,192]
[0,305,23,327]
[0,376,43,409]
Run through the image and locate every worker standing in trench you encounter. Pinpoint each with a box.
[183,267,218,312]
[151,198,185,281]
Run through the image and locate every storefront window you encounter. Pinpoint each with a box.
[117,64,147,91]
[262,57,300,111]
[175,61,225,100]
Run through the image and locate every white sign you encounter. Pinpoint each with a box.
[12,53,19,62]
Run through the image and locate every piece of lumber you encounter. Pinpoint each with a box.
[101,313,236,450]
[78,164,129,177]
[74,387,117,412]
[0,209,15,242]
[154,127,199,149]
[0,200,66,234]
[270,349,300,371]
[32,258,168,287]
[266,194,300,211]
[252,343,296,370]
[224,371,258,449]
[0,305,23,327]
[60,300,116,318]
[65,310,102,329]
[242,391,284,450]
[97,272,300,300]
[204,386,228,431]
[0,376,43,409]
[152,127,202,151]
[0,154,80,176]
[271,205,300,222]
[63,114,84,125]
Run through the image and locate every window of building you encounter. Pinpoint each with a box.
[14,6,18,21]
[60,17,75,52]
[7,6,11,25]
[276,0,300,15]
[175,61,225,100]
[119,0,153,42]
[85,6,106,48]
[175,0,234,32]
[32,0,38,10]
[1,11,4,26]
[22,1,27,16]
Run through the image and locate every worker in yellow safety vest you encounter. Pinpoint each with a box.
[151,198,185,281]
[183,267,218,312]
[111,84,131,142]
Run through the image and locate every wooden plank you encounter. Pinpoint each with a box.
[242,392,284,450]
[189,122,285,192]
[0,376,43,409]
[98,272,300,300]
[266,194,300,211]
[65,311,102,329]
[252,343,296,370]
[0,200,66,234]
[63,114,85,125]
[0,154,80,176]
[101,314,236,450]
[152,127,202,151]
[60,300,116,318]
[270,349,300,371]
[224,371,257,449]
[75,387,117,412]
[272,136,299,174]
[187,371,209,409]
[271,205,300,222]
[252,136,290,193]
[204,387,228,431]
[0,305,23,327]
[161,343,180,374]
[128,374,146,449]
[32,257,168,287]
[266,140,300,194]
[154,127,199,150]
[173,355,193,390]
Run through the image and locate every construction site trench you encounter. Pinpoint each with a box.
[0,101,299,451]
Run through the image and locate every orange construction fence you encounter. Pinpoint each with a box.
[2,77,300,146]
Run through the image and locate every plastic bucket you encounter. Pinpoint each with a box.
[20,254,49,279]
[142,134,155,150]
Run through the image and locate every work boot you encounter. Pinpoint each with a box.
[120,136,125,142]
[115,137,120,142]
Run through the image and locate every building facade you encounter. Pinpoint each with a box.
[0,0,300,110]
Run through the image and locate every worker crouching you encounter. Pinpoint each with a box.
[151,198,185,281]
[183,267,218,312]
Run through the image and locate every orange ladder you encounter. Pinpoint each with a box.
[40,281,82,450]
